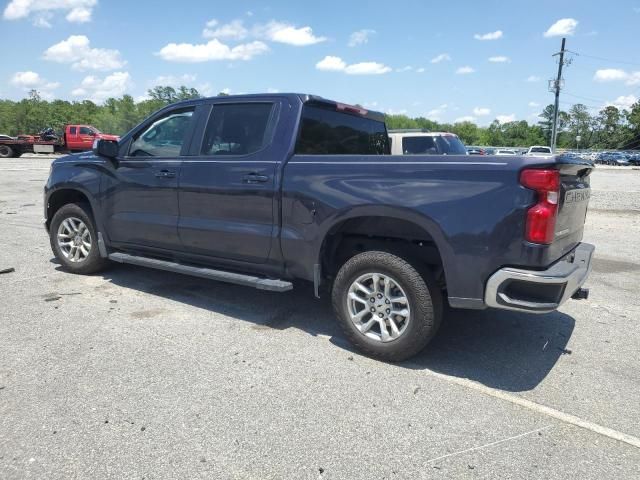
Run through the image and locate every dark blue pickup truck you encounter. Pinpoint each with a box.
[44,93,594,361]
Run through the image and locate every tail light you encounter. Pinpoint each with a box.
[520,168,560,244]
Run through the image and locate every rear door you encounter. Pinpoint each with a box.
[177,100,280,263]
[101,106,197,250]
[66,126,79,150]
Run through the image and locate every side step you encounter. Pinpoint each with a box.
[108,252,293,292]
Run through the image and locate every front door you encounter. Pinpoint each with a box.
[102,106,196,251]
[177,101,279,264]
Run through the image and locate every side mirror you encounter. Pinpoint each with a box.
[93,138,119,159]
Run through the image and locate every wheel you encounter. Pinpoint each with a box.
[49,203,109,274]
[331,251,443,362]
[11,151,21,158]
[0,145,14,158]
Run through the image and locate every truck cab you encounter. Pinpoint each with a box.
[64,125,119,152]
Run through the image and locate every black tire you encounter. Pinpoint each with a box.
[49,203,109,274]
[11,151,22,158]
[331,251,443,362]
[0,144,14,158]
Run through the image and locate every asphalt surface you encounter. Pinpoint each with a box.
[1,156,639,479]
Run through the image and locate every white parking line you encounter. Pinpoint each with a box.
[407,363,640,449]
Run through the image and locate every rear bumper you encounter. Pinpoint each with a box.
[484,242,594,313]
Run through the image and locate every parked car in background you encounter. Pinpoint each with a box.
[527,146,553,157]
[0,134,14,140]
[388,130,467,155]
[495,149,517,156]
[466,146,485,155]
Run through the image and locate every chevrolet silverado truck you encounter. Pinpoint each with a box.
[44,93,594,361]
[0,124,118,158]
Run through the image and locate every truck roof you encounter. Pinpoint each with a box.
[171,93,387,123]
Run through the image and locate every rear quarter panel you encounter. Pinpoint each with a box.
[281,154,571,304]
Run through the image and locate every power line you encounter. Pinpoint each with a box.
[563,92,607,104]
[569,51,640,68]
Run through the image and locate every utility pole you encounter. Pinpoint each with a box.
[550,38,567,153]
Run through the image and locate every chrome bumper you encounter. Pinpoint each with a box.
[484,243,595,313]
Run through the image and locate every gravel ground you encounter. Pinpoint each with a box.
[1,156,639,479]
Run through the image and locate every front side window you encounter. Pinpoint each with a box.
[129,109,194,157]
[201,103,275,156]
[79,126,93,135]
[296,105,389,155]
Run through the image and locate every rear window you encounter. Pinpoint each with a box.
[201,103,276,156]
[402,135,467,155]
[296,105,389,155]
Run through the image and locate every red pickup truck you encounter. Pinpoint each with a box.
[0,124,119,158]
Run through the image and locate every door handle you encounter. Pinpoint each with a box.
[242,173,269,184]
[155,170,176,178]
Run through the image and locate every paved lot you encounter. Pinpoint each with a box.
[1,156,639,479]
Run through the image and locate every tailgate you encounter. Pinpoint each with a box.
[554,157,593,250]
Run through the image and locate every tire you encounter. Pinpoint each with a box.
[0,144,14,158]
[331,251,443,362]
[49,203,109,274]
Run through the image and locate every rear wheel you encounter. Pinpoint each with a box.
[49,203,109,274]
[0,145,14,158]
[331,251,443,362]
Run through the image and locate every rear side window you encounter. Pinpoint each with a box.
[201,103,275,156]
[402,135,466,155]
[129,109,194,157]
[69,127,77,135]
[296,105,389,155]
[402,136,437,154]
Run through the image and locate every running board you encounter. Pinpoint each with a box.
[108,252,293,292]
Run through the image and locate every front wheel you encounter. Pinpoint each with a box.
[331,251,443,362]
[49,203,109,274]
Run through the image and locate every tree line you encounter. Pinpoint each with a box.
[1,86,639,150]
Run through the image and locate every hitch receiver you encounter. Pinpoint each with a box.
[571,287,589,300]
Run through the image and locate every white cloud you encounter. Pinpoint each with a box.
[260,21,326,46]
[66,6,90,23]
[425,103,448,121]
[316,55,347,71]
[473,107,491,116]
[43,35,126,71]
[348,29,376,47]
[488,56,510,63]
[474,30,503,41]
[3,0,96,24]
[454,116,476,123]
[456,66,475,74]
[496,114,516,123]
[266,87,280,93]
[10,70,60,99]
[72,71,132,103]
[315,56,391,75]
[593,68,640,85]
[416,67,425,73]
[396,66,413,72]
[203,19,248,40]
[528,101,540,107]
[606,95,638,110]
[526,75,541,82]
[386,108,408,115]
[152,74,197,86]
[157,38,269,62]
[544,18,578,37]
[430,53,451,64]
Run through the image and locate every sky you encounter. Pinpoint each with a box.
[1,0,639,125]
